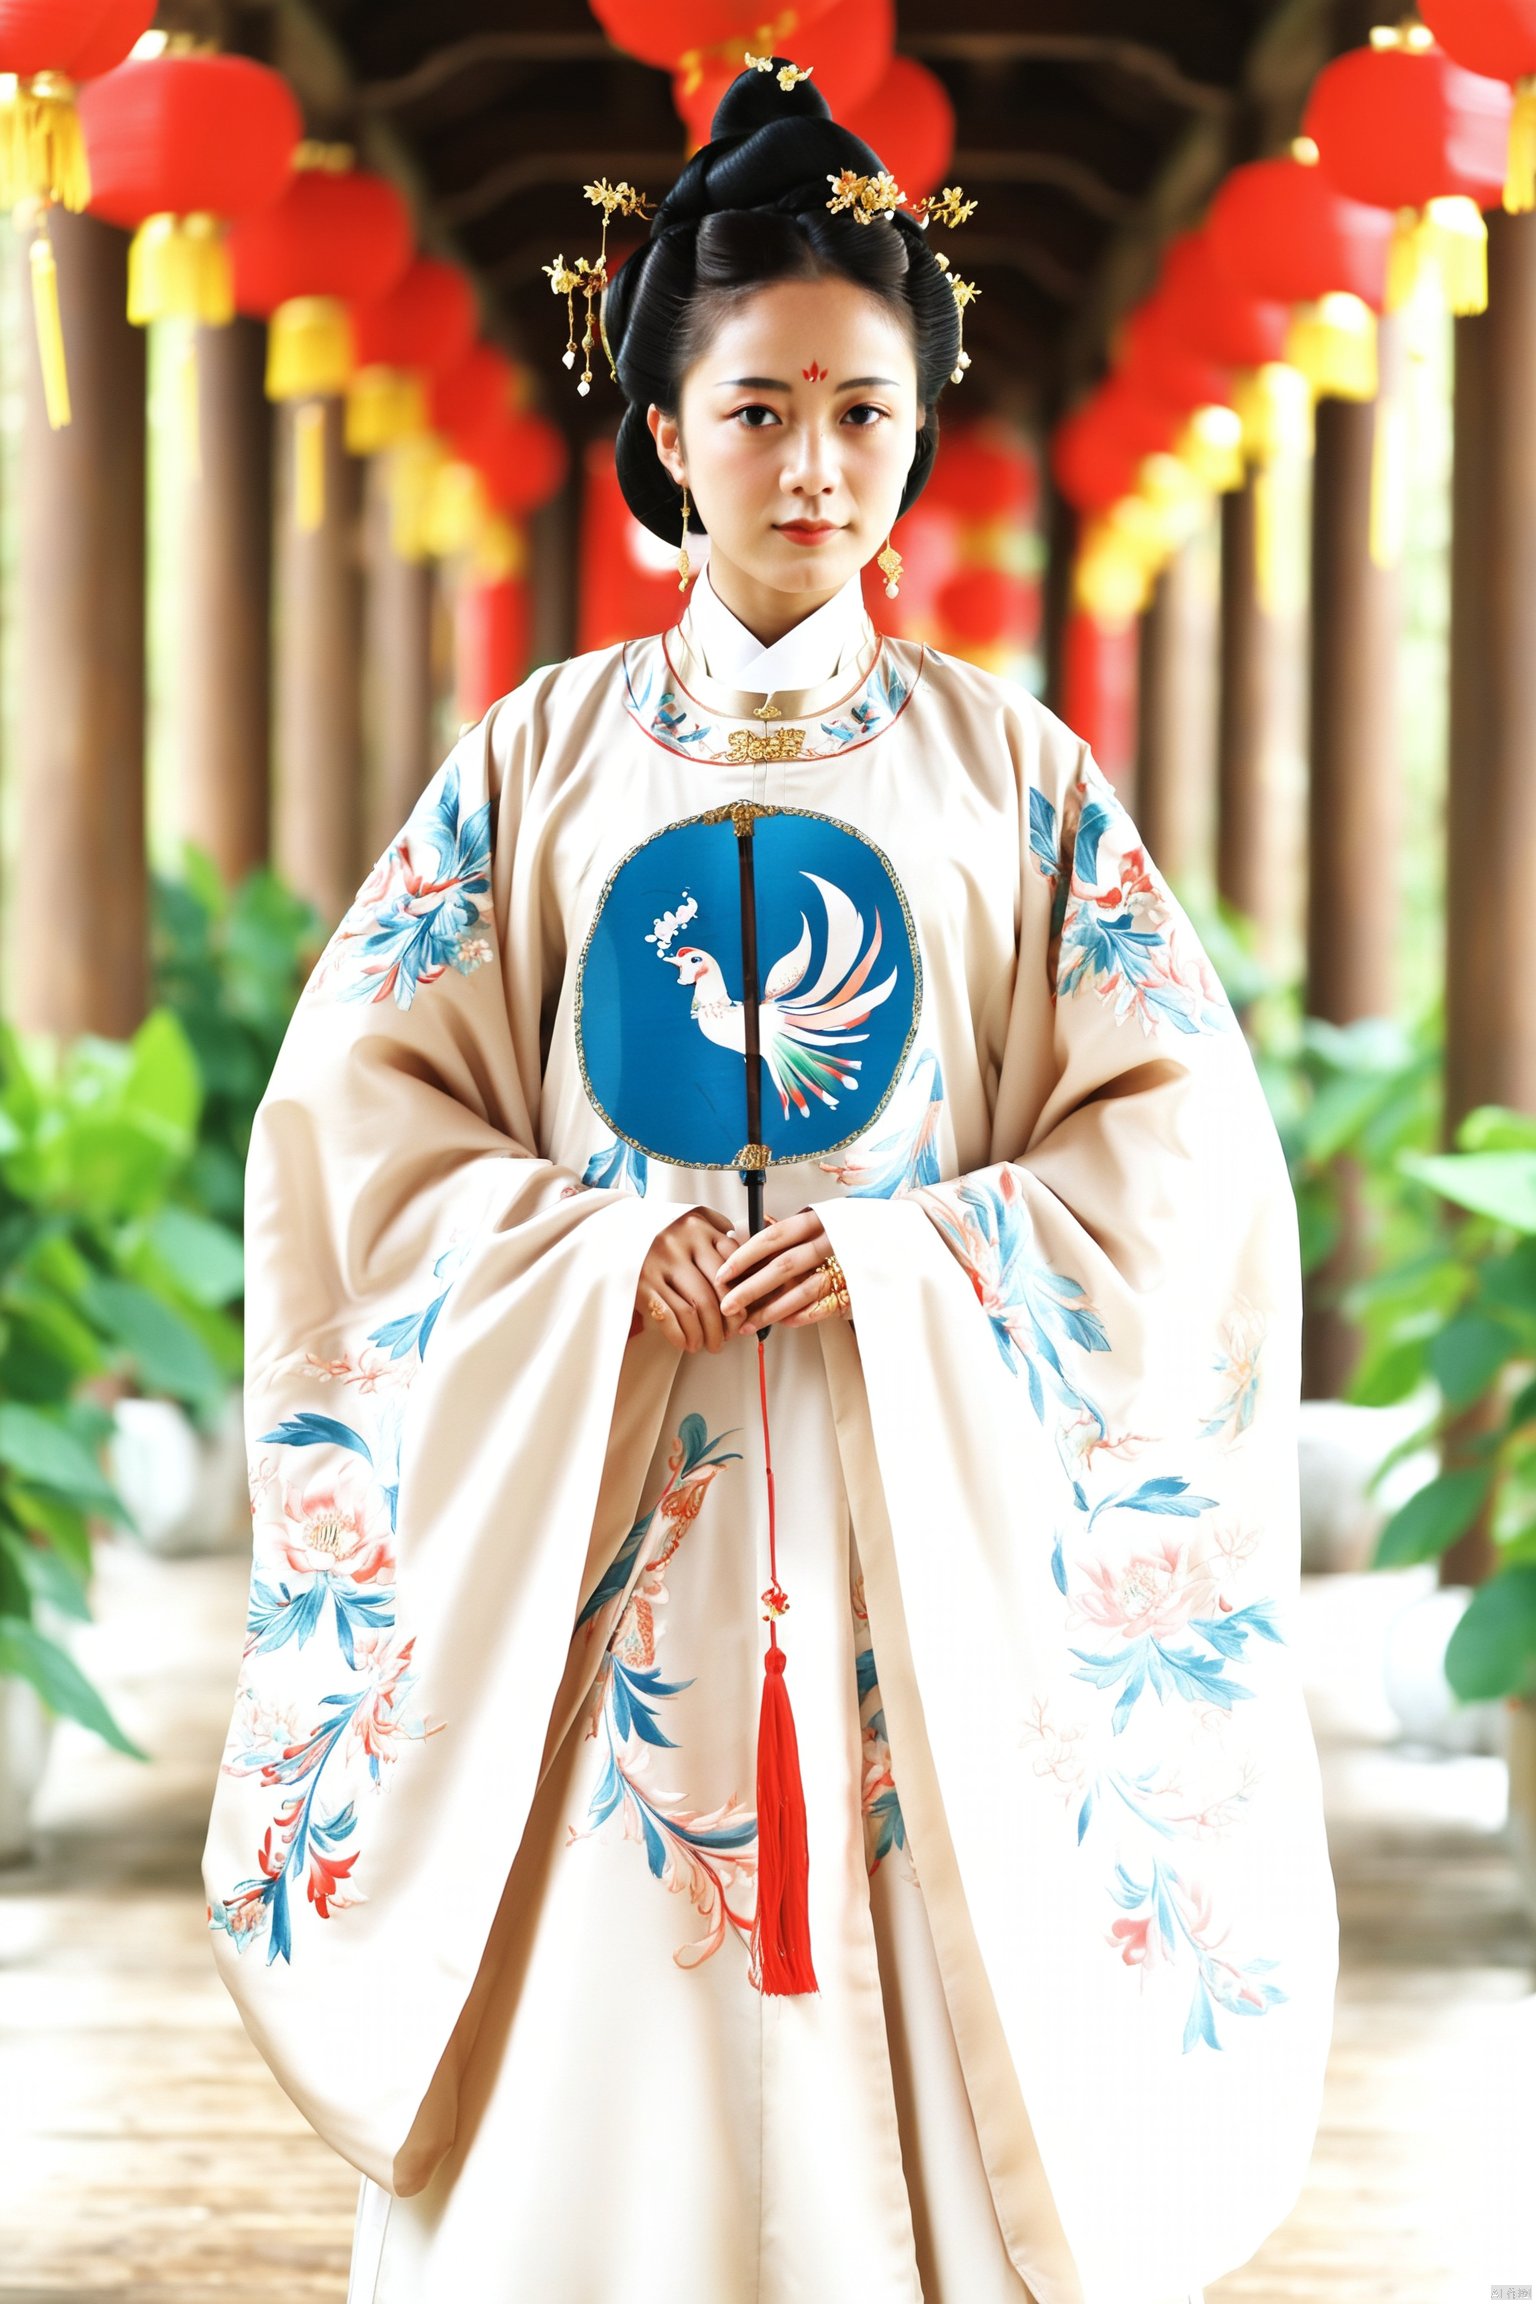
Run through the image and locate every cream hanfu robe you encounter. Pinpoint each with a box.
[201,560,1338,2304]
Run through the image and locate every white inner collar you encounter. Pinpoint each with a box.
[687,564,868,692]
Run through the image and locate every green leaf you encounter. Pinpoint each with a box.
[1398,1150,1536,1233]
[0,1613,148,1758]
[1374,1465,1493,1566]
[1345,1334,1431,1409]
[3,1483,92,1575]
[138,1203,244,1308]
[1442,1566,1536,1702]
[0,1523,90,1621]
[1454,1104,1536,1155]
[75,1273,225,1416]
[0,1402,127,1518]
[1429,1312,1519,1409]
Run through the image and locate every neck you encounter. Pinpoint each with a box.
[702,554,850,650]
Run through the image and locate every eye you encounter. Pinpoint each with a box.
[842,402,889,428]
[730,403,781,427]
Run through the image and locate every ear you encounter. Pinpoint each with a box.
[647,403,685,487]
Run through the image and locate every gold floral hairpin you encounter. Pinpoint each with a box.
[932,250,979,383]
[547,177,654,395]
[825,168,907,223]
[745,50,815,92]
[910,184,979,230]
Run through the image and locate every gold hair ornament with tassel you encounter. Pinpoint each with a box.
[545,177,653,395]
[825,167,907,223]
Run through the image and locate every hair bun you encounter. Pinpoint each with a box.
[709,59,833,141]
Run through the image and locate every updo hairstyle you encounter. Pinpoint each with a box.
[602,65,961,542]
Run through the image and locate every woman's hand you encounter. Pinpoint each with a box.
[713,1207,853,1332]
[630,1205,747,1353]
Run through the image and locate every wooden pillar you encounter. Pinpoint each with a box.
[172,317,273,887]
[1135,533,1215,893]
[362,457,436,856]
[273,398,364,925]
[1302,328,1404,1400]
[1440,211,1536,1581]
[11,211,146,1038]
[1216,477,1277,934]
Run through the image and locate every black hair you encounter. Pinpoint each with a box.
[602,63,961,542]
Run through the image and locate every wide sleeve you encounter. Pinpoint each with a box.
[814,717,1340,2304]
[200,680,683,2195]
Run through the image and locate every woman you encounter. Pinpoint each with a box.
[202,64,1338,2304]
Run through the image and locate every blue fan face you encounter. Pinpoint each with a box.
[575,807,922,1171]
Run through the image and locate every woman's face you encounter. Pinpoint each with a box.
[647,273,922,640]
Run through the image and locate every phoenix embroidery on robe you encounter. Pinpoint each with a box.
[656,868,898,1122]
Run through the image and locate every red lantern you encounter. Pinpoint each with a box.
[1206,155,1393,309]
[1062,610,1137,782]
[0,1,159,429]
[458,576,530,721]
[230,165,412,399]
[1419,1,1536,208]
[1051,395,1144,514]
[429,344,519,455]
[936,565,1039,655]
[925,421,1039,523]
[467,411,571,517]
[0,1,142,77]
[1118,299,1235,417]
[844,55,955,199]
[347,258,478,454]
[1304,38,1511,210]
[674,0,893,147]
[590,1,838,74]
[79,55,301,324]
[1157,232,1291,370]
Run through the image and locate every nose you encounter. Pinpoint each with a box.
[781,418,839,500]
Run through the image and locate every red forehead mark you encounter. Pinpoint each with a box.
[802,360,829,381]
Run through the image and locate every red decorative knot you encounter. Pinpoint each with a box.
[761,1580,790,1620]
[764,1644,787,1676]
[802,360,828,381]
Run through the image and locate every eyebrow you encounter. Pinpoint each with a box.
[713,375,903,391]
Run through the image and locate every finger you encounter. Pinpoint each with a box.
[639,1284,689,1351]
[718,1240,826,1317]
[661,1275,707,1354]
[674,1266,727,1353]
[762,1269,847,1327]
[714,1213,813,1286]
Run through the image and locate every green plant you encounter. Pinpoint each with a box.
[150,844,325,1230]
[1357,1104,1536,1705]
[0,1008,244,1759]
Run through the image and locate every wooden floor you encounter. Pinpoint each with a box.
[1,1536,1532,2302]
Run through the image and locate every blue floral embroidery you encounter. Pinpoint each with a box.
[1055,768,1234,1035]
[570,1414,758,1969]
[310,760,495,1010]
[583,1133,650,1193]
[208,1229,473,1964]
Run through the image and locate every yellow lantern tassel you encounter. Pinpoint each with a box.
[387,433,447,561]
[1423,194,1488,315]
[424,459,489,560]
[28,225,71,430]
[1253,464,1283,617]
[1177,402,1245,493]
[473,514,527,585]
[1505,76,1536,214]
[1385,206,1427,312]
[1285,293,1378,403]
[345,365,427,457]
[1233,362,1313,468]
[127,214,233,327]
[294,401,327,533]
[0,73,91,211]
[267,297,353,403]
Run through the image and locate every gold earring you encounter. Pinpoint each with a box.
[877,534,903,599]
[677,484,693,590]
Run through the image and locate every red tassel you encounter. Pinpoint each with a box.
[750,1631,818,1994]
[748,1333,818,1996]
